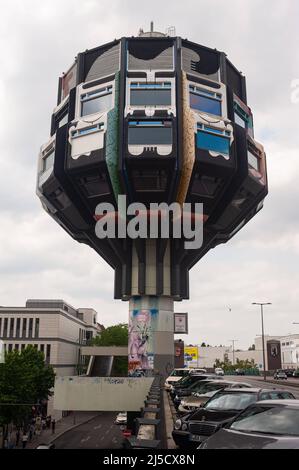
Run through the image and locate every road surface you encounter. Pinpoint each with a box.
[53,412,124,449]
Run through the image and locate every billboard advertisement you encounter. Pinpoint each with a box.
[184,346,198,367]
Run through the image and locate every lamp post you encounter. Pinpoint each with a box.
[252,302,272,381]
[228,339,238,366]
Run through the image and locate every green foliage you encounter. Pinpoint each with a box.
[0,346,55,428]
[214,357,258,374]
[91,323,128,376]
[91,323,128,347]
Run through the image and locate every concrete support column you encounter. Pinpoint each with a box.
[128,296,174,378]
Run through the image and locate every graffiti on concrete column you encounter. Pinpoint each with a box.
[128,308,158,376]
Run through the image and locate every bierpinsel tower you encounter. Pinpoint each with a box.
[37,24,268,377]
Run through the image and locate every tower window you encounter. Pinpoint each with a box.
[248,150,259,171]
[128,121,172,146]
[42,149,55,173]
[196,124,230,155]
[130,82,171,106]
[71,123,104,138]
[81,86,112,117]
[190,85,222,116]
[234,101,253,132]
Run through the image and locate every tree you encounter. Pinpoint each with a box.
[200,342,207,347]
[0,346,55,445]
[248,344,256,351]
[91,323,128,375]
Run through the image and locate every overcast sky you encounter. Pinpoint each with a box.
[0,0,298,350]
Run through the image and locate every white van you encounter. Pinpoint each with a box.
[215,367,224,376]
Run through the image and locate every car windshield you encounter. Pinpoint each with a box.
[170,370,187,377]
[230,406,299,436]
[177,375,195,387]
[204,392,257,411]
[192,382,226,394]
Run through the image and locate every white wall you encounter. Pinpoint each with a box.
[54,377,154,411]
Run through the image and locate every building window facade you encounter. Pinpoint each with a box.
[22,318,27,338]
[3,318,8,338]
[81,86,113,117]
[46,344,51,363]
[130,82,172,106]
[16,318,21,338]
[35,318,40,338]
[28,318,33,338]
[248,149,259,171]
[197,124,231,155]
[128,121,172,146]
[9,318,14,337]
[42,149,55,173]
[234,101,253,130]
[190,85,222,116]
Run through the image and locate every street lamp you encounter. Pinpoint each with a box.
[252,302,272,381]
[228,339,238,366]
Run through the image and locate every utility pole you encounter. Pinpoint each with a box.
[252,302,272,381]
[228,340,238,366]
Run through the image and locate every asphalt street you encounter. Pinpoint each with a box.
[225,375,299,398]
[53,412,124,449]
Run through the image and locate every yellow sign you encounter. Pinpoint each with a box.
[184,346,198,366]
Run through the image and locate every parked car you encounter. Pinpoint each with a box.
[199,400,299,449]
[172,374,221,406]
[284,368,295,377]
[235,369,245,376]
[189,368,207,374]
[165,368,190,390]
[36,443,55,449]
[293,369,299,378]
[172,388,295,449]
[274,370,288,380]
[215,367,224,376]
[115,412,127,425]
[170,373,221,400]
[178,381,252,415]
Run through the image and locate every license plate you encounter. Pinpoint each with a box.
[189,434,201,442]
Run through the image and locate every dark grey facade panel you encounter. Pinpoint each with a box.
[226,58,246,102]
[128,39,174,70]
[84,43,120,82]
[182,42,220,82]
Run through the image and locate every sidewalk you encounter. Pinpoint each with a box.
[23,412,99,449]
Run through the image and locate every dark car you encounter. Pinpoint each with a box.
[293,369,299,378]
[172,388,295,449]
[284,369,295,377]
[235,369,245,376]
[173,378,233,410]
[274,370,288,380]
[170,374,220,401]
[199,400,299,449]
